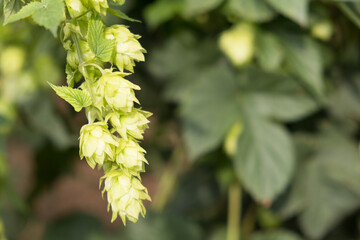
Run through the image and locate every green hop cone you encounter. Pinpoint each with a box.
[116,139,148,175]
[65,0,88,18]
[101,168,151,224]
[94,71,140,112]
[79,122,119,168]
[105,25,146,72]
[107,109,151,140]
[81,0,109,15]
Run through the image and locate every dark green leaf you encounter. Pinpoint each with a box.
[107,8,141,23]
[281,128,360,239]
[143,0,183,29]
[226,0,275,22]
[234,103,294,202]
[280,33,324,96]
[266,0,308,25]
[183,0,224,17]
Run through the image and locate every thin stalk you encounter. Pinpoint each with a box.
[227,182,242,240]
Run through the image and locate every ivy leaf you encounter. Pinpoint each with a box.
[265,0,308,26]
[3,0,23,25]
[6,0,65,36]
[87,16,115,62]
[49,83,92,112]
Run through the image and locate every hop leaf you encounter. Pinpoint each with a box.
[49,83,92,112]
[87,15,115,62]
[6,0,65,37]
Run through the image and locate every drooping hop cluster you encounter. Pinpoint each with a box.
[58,0,152,224]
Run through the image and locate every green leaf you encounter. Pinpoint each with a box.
[266,0,308,25]
[2,0,23,25]
[338,2,360,28]
[280,128,360,239]
[87,16,115,62]
[7,0,65,36]
[49,83,92,112]
[256,31,283,71]
[184,0,224,17]
[123,212,202,240]
[225,0,275,22]
[6,1,42,23]
[143,0,184,29]
[280,33,324,96]
[180,62,239,160]
[244,70,319,122]
[107,8,141,23]
[233,104,294,202]
[249,230,302,240]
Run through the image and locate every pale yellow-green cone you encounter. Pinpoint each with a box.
[0,46,25,75]
[101,168,151,224]
[219,23,255,67]
[107,109,151,140]
[94,71,140,112]
[116,138,148,175]
[81,0,108,15]
[105,25,146,72]
[65,0,88,18]
[79,122,119,168]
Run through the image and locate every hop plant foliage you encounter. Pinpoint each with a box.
[4,0,152,225]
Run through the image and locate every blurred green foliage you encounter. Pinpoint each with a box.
[1,0,360,240]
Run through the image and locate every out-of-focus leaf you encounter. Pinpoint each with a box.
[143,0,183,29]
[280,128,360,239]
[338,2,360,28]
[256,31,283,71]
[226,0,275,22]
[180,62,239,160]
[168,168,221,217]
[123,212,202,240]
[328,78,360,133]
[183,0,224,17]
[249,230,303,240]
[280,33,324,96]
[43,214,101,240]
[234,104,294,202]
[244,70,319,122]
[180,63,314,201]
[23,95,76,149]
[265,0,308,26]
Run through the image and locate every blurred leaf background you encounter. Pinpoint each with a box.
[1,0,360,239]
